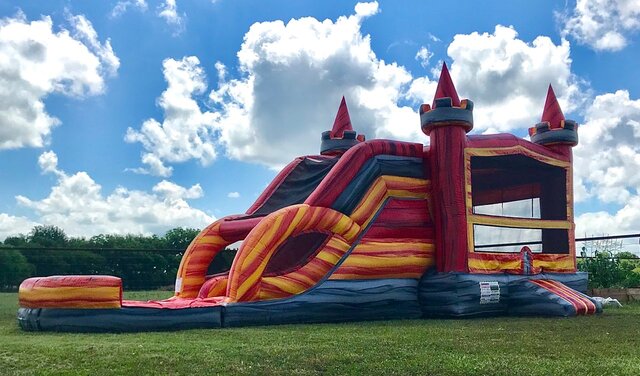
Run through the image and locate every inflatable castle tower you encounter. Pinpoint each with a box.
[416,63,595,316]
[17,63,599,332]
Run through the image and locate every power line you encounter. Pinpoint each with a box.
[0,246,185,253]
[475,233,640,249]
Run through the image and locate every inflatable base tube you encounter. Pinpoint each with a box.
[418,272,600,317]
[18,279,421,332]
[224,279,422,327]
[17,306,222,332]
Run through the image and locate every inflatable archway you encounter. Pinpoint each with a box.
[17,63,600,332]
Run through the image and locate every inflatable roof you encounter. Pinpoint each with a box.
[18,63,600,332]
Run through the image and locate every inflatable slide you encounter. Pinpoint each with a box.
[17,64,601,332]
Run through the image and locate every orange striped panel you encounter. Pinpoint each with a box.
[198,275,229,298]
[530,279,597,315]
[259,237,350,299]
[19,276,122,309]
[175,221,234,298]
[227,205,360,302]
[532,254,575,273]
[468,252,523,274]
[468,252,575,274]
[350,176,429,226]
[330,239,434,280]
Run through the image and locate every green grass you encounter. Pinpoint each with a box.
[1,292,639,376]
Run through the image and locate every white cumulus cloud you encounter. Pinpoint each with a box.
[561,0,640,51]
[0,12,119,150]
[68,14,120,77]
[227,191,240,199]
[111,0,148,18]
[574,90,640,204]
[158,0,185,34]
[0,213,39,240]
[415,46,433,68]
[446,25,584,134]
[209,1,424,167]
[125,56,218,176]
[14,151,214,238]
[126,2,428,172]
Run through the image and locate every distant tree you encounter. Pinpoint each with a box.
[163,227,200,250]
[617,251,639,259]
[0,249,34,290]
[68,237,90,249]
[28,225,68,248]
[87,233,165,249]
[2,234,28,247]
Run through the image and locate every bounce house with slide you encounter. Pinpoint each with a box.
[18,64,601,332]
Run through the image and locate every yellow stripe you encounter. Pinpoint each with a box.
[261,276,307,294]
[316,251,346,264]
[20,286,120,302]
[386,189,427,198]
[468,214,571,230]
[330,271,425,280]
[468,258,521,271]
[354,242,434,253]
[197,235,226,245]
[533,258,574,270]
[383,175,428,187]
[21,300,121,309]
[181,276,206,285]
[339,254,429,268]
[351,180,386,222]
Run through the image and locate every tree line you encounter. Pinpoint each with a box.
[0,225,236,291]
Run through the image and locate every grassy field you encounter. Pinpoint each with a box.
[1,291,639,376]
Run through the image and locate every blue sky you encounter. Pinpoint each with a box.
[0,0,639,246]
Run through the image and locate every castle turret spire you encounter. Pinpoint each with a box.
[420,62,473,136]
[528,84,578,148]
[541,85,565,129]
[432,62,461,108]
[330,96,353,138]
[320,96,365,155]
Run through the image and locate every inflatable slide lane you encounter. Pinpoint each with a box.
[18,66,600,332]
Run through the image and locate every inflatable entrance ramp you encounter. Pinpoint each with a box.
[18,65,601,332]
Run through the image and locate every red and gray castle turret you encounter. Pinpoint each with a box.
[419,62,474,135]
[321,96,365,156]
[528,85,579,158]
[419,62,473,272]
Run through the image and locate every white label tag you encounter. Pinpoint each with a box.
[174,277,182,293]
[479,281,500,304]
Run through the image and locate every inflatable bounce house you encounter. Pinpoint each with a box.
[18,64,601,332]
